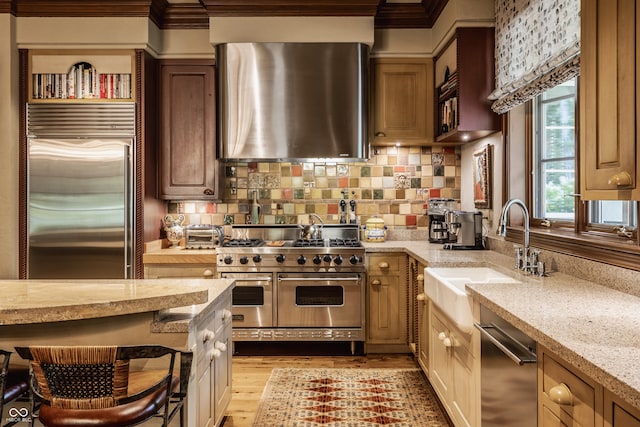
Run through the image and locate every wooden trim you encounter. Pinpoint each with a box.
[19,49,28,279]
[501,113,509,209]
[158,2,209,29]
[15,1,154,16]
[375,0,448,29]
[505,228,640,272]
[0,0,15,14]
[199,0,380,17]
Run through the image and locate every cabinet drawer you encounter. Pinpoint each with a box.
[145,265,216,279]
[367,256,402,274]
[541,352,597,427]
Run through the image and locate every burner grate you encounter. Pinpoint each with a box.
[329,238,362,248]
[293,239,325,247]
[223,239,264,247]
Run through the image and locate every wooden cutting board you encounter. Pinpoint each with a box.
[266,240,285,247]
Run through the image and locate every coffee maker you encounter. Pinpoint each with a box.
[443,210,485,250]
[427,198,456,243]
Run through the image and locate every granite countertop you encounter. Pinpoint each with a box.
[0,278,228,326]
[151,280,235,333]
[364,240,640,410]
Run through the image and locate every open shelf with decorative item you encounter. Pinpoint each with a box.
[434,27,499,143]
[28,50,136,102]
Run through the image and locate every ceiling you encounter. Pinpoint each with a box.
[0,0,449,29]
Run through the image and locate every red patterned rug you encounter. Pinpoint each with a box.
[252,368,451,426]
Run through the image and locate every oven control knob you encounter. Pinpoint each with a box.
[253,255,262,263]
[313,255,322,265]
[223,256,233,265]
[349,255,360,265]
[323,254,332,263]
[276,254,286,263]
[239,256,249,265]
[334,255,343,265]
[297,255,307,265]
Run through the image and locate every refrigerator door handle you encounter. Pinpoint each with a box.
[124,143,133,279]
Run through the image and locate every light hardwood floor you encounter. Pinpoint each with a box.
[223,344,420,427]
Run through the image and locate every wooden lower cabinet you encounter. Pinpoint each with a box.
[416,284,429,374]
[429,305,478,427]
[538,345,640,427]
[366,253,409,352]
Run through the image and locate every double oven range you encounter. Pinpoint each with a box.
[216,224,365,348]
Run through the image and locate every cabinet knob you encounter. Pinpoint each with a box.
[203,269,214,277]
[608,171,632,186]
[378,262,389,269]
[442,337,453,347]
[417,274,424,283]
[222,309,232,321]
[203,188,214,195]
[202,329,215,343]
[416,293,426,301]
[214,341,227,352]
[210,349,222,361]
[548,383,573,406]
[375,131,386,137]
[371,279,382,286]
[438,332,447,341]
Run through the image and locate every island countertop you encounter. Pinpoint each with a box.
[0,278,233,326]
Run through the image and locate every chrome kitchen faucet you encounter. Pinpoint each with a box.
[497,199,545,276]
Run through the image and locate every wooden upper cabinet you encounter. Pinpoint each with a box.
[434,27,499,143]
[580,0,640,200]
[372,58,434,145]
[158,60,218,200]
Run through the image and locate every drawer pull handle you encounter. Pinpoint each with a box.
[608,171,632,186]
[549,383,573,406]
[203,269,214,277]
[371,279,382,286]
[416,293,425,301]
[378,262,389,269]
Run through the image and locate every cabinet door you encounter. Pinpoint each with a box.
[604,389,640,427]
[159,61,217,200]
[451,339,476,427]
[429,309,451,402]
[417,292,429,373]
[580,0,640,199]
[373,59,433,144]
[213,324,232,426]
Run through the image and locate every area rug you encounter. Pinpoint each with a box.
[252,368,451,426]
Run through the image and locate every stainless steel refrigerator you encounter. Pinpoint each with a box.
[27,103,136,279]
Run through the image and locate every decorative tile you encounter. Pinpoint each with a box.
[294,189,305,199]
[433,176,445,188]
[326,165,337,177]
[337,164,349,177]
[411,178,421,188]
[373,189,384,200]
[361,166,371,177]
[291,165,302,176]
[394,173,411,189]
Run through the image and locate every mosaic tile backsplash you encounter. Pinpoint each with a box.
[168,145,461,229]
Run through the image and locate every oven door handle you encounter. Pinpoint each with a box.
[223,276,273,282]
[278,277,360,282]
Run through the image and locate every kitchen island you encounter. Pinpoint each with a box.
[0,278,235,427]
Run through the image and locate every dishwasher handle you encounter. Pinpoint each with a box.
[475,323,537,366]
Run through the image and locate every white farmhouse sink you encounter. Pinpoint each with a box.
[424,267,521,333]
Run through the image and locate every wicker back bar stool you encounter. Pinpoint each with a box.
[15,345,192,427]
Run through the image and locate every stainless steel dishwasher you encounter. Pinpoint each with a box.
[475,305,537,427]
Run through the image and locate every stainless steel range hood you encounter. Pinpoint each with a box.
[217,42,370,162]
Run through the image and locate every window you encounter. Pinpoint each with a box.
[532,79,577,222]
[531,78,638,232]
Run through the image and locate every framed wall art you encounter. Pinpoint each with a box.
[473,145,492,209]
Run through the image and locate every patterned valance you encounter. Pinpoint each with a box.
[489,0,581,114]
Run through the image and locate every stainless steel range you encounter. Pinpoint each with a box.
[216,224,365,348]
